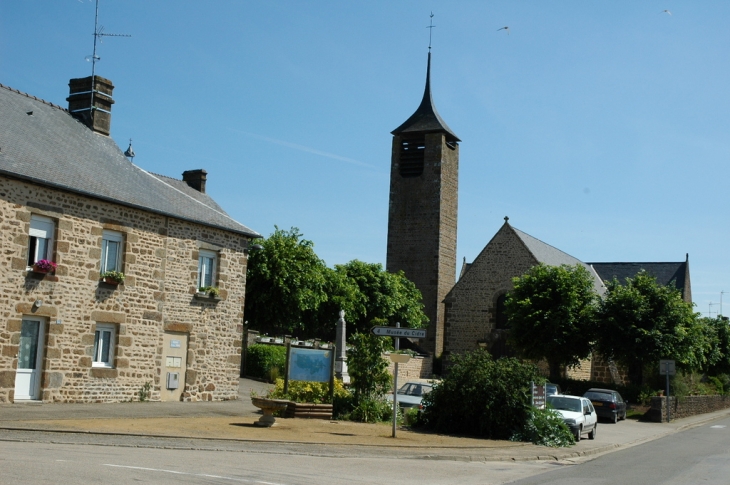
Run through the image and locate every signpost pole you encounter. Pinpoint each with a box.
[392,322,400,438]
[666,367,671,422]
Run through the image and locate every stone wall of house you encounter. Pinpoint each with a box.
[648,395,730,422]
[0,177,250,403]
[443,225,537,362]
[386,354,433,380]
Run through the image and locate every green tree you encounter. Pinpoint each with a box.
[244,226,329,337]
[328,260,428,335]
[595,271,705,385]
[505,264,599,381]
[697,316,730,376]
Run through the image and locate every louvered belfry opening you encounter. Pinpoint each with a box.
[399,134,425,177]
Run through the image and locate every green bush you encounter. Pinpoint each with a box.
[511,407,575,447]
[344,396,394,423]
[246,344,286,382]
[420,350,541,439]
[267,378,349,404]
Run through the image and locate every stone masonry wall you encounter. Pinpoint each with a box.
[0,177,250,403]
[443,224,538,361]
[386,354,433,380]
[648,395,730,422]
[386,133,458,358]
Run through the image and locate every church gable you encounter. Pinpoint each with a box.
[443,222,539,357]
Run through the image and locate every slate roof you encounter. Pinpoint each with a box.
[391,52,460,142]
[512,225,606,295]
[588,262,689,295]
[0,84,259,238]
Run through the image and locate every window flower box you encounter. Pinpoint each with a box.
[31,259,57,274]
[194,286,221,301]
[100,270,125,286]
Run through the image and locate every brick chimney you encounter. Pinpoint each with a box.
[182,169,207,193]
[67,75,115,136]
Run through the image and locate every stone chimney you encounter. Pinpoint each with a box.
[67,75,115,136]
[182,169,207,193]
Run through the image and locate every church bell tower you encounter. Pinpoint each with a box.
[386,50,460,358]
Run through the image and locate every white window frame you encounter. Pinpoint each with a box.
[197,249,217,289]
[92,323,116,368]
[28,215,55,267]
[101,230,124,273]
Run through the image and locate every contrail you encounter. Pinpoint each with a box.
[232,130,379,170]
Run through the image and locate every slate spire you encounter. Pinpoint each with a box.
[391,51,460,142]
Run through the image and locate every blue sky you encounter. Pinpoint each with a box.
[2,1,729,315]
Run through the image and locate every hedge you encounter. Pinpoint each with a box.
[246,344,286,382]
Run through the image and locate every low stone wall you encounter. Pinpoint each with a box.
[386,354,433,380]
[647,395,730,422]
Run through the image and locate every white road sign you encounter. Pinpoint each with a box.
[370,327,427,339]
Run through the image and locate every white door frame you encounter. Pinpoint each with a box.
[14,317,46,401]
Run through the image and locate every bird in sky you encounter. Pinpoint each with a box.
[660,9,672,15]
[497,26,510,35]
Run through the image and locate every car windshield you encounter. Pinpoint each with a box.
[547,396,582,413]
[584,391,612,401]
[398,383,432,397]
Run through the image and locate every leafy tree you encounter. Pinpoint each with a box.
[595,271,705,385]
[246,228,428,341]
[244,226,329,337]
[327,260,428,335]
[505,264,599,381]
[420,350,541,439]
[345,331,393,422]
[697,316,730,375]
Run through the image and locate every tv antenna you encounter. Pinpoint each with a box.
[84,0,130,123]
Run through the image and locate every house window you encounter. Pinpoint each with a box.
[198,249,217,289]
[101,230,124,273]
[27,215,55,267]
[92,324,116,368]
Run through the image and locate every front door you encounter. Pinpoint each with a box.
[14,317,46,401]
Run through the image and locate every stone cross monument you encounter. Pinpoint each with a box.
[334,310,349,383]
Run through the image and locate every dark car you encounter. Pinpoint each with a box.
[583,388,626,423]
[546,383,562,396]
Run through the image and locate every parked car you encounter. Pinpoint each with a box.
[546,394,598,442]
[386,382,433,410]
[545,383,562,396]
[583,388,627,423]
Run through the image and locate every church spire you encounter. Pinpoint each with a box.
[391,50,460,142]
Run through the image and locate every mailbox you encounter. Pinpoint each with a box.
[166,372,180,390]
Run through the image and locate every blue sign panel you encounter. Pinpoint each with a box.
[288,347,332,383]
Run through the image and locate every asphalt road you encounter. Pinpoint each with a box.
[505,415,730,484]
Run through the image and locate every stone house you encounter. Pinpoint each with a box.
[0,76,259,403]
[443,218,691,382]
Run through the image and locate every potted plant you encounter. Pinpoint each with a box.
[32,259,57,274]
[198,286,220,298]
[100,270,125,285]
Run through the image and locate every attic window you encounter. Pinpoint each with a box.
[399,135,425,177]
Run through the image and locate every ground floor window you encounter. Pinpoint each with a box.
[92,323,116,368]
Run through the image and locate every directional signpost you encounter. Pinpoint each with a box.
[660,359,676,422]
[371,327,427,338]
[371,324,426,438]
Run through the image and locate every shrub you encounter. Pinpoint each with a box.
[511,407,575,447]
[267,378,349,404]
[420,350,541,439]
[344,396,394,423]
[246,344,286,382]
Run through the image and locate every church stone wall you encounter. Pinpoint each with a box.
[443,225,537,361]
[0,177,249,403]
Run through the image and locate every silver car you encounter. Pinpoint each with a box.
[386,382,433,410]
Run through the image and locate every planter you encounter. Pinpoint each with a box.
[284,402,333,419]
[250,397,290,427]
[194,292,221,301]
[102,277,121,286]
[31,265,52,274]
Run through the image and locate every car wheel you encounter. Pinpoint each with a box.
[621,410,627,420]
[612,412,618,424]
[588,423,596,440]
[575,426,581,442]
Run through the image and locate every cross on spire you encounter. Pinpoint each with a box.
[427,12,435,51]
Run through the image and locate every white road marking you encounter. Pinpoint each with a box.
[710,425,726,429]
[103,464,288,485]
